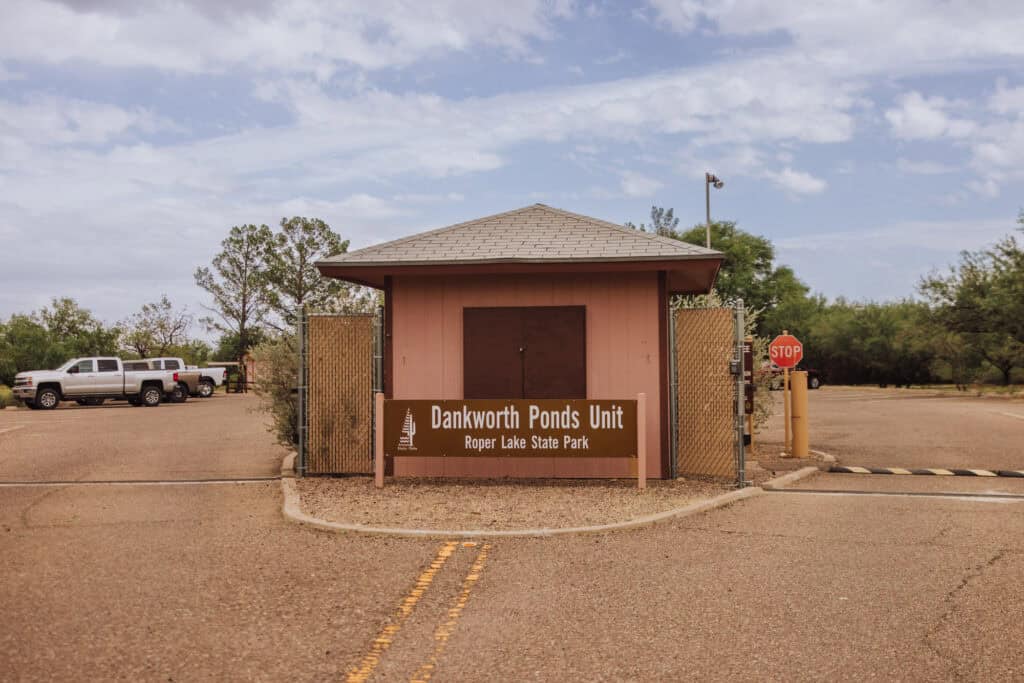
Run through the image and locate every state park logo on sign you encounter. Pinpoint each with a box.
[383,399,638,458]
[397,408,417,452]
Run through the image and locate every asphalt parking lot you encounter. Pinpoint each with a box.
[759,386,1024,471]
[1,390,1023,680]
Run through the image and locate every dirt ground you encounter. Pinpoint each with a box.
[297,475,731,530]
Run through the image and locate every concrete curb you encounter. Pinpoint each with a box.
[280,452,296,479]
[810,449,837,464]
[279,473,763,539]
[761,466,820,491]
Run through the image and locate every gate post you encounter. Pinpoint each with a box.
[734,301,748,488]
[667,301,679,479]
[297,307,307,477]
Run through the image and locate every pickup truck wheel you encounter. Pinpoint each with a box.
[37,388,60,410]
[198,380,214,398]
[171,383,188,403]
[809,377,821,390]
[141,386,163,407]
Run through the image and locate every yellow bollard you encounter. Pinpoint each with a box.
[790,371,809,458]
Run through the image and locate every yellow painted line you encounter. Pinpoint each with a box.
[968,469,998,477]
[409,543,492,683]
[889,468,913,475]
[346,541,459,683]
[928,469,955,476]
[847,466,871,474]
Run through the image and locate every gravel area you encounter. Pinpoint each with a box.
[296,476,732,530]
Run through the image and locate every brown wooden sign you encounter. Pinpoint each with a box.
[383,399,638,458]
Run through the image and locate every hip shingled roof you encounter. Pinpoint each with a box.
[317,204,721,266]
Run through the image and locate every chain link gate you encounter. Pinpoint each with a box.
[296,309,381,476]
[671,300,747,487]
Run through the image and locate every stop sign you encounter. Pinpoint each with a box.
[769,334,803,369]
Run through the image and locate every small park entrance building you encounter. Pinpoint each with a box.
[316,204,724,479]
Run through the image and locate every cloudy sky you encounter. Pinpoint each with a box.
[2,0,1024,328]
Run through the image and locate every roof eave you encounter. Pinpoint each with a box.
[317,255,723,294]
[315,252,722,269]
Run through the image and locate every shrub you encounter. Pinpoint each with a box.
[250,334,298,449]
[0,385,14,409]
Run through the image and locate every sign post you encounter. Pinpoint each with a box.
[375,392,385,488]
[769,332,803,455]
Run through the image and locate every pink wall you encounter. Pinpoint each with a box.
[391,272,664,478]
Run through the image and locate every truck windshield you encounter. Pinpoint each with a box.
[55,359,78,372]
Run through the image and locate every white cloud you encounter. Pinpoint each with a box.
[761,167,827,195]
[966,177,1000,198]
[989,81,1024,115]
[0,95,180,146]
[896,158,956,175]
[0,0,569,75]
[646,0,1024,79]
[885,92,975,140]
[619,171,663,197]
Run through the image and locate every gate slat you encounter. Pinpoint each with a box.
[674,308,736,479]
[307,315,374,474]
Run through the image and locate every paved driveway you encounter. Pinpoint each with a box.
[759,387,1024,471]
[2,392,1023,680]
[0,395,286,482]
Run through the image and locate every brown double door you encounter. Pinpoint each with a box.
[463,306,586,399]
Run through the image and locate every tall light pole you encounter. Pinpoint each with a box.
[705,172,724,249]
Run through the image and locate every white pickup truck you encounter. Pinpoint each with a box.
[146,357,227,398]
[12,357,176,410]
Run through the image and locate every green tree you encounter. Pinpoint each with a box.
[262,216,375,327]
[38,297,121,357]
[625,206,680,236]
[250,333,299,448]
[214,330,267,364]
[674,221,809,319]
[195,224,273,363]
[921,233,1024,384]
[629,208,811,331]
[0,301,119,384]
[164,339,213,367]
[803,300,933,386]
[0,315,62,384]
[120,295,192,357]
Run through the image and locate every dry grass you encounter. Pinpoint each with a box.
[295,476,732,531]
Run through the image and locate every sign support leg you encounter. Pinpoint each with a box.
[375,392,384,488]
[791,371,809,457]
[637,392,647,490]
[783,367,791,455]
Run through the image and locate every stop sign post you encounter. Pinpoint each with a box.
[769,331,803,454]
